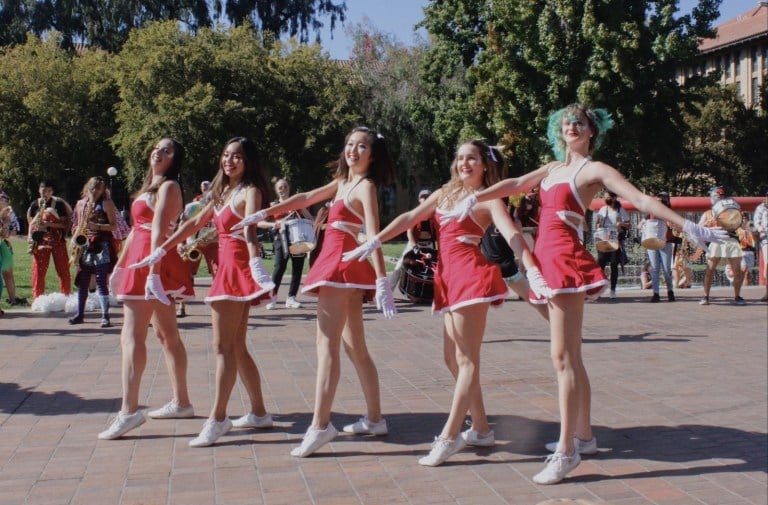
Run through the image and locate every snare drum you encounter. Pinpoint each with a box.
[713,198,742,231]
[399,247,437,304]
[593,226,619,252]
[641,219,667,250]
[285,218,316,255]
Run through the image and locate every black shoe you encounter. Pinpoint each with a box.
[14,297,28,306]
[650,293,660,303]
[100,318,112,328]
[667,290,675,302]
[734,296,746,306]
[69,315,84,325]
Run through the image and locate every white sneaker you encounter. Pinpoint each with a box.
[189,418,233,447]
[285,296,302,309]
[609,290,617,299]
[265,297,277,310]
[544,436,597,455]
[418,435,467,466]
[290,423,338,457]
[461,427,495,447]
[147,400,194,419]
[98,411,146,440]
[232,412,273,429]
[342,416,388,435]
[532,451,581,485]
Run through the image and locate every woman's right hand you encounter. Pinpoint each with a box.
[342,236,381,262]
[128,247,166,269]
[145,274,171,305]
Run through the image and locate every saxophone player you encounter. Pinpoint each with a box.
[26,181,72,299]
[69,177,118,327]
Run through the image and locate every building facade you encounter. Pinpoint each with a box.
[678,2,768,107]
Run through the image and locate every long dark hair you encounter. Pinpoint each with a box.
[134,137,186,199]
[331,127,396,187]
[210,137,269,209]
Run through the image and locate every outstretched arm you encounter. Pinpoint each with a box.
[475,164,552,203]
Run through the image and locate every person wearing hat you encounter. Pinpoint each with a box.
[753,189,768,301]
[26,181,73,298]
[697,186,745,305]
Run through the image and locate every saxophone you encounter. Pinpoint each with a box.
[69,198,95,266]
[27,197,45,254]
[180,227,217,262]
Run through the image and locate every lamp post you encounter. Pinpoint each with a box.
[106,166,118,191]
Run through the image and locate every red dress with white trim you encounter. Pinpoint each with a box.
[301,190,376,297]
[115,193,195,301]
[205,187,272,305]
[432,209,509,314]
[530,159,608,303]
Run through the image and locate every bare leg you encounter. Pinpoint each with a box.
[234,303,268,416]
[120,301,153,413]
[310,286,349,428]
[208,300,248,421]
[703,257,719,298]
[442,317,489,434]
[440,304,489,439]
[341,292,382,422]
[727,257,743,298]
[150,300,192,408]
[548,292,592,455]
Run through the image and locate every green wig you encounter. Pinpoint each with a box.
[546,104,615,161]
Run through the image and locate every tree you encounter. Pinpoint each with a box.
[421,0,723,189]
[0,33,117,207]
[112,21,362,199]
[218,0,346,43]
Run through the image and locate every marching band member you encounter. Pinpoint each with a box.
[98,138,195,440]
[26,181,72,298]
[68,177,118,327]
[343,139,549,466]
[259,178,312,310]
[234,127,397,457]
[130,137,276,447]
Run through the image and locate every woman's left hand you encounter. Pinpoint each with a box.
[128,247,166,269]
[375,277,397,319]
[145,273,171,305]
[526,267,552,300]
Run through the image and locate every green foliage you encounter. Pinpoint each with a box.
[0,34,117,207]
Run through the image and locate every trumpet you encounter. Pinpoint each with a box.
[27,197,45,254]
[69,198,95,266]
[180,227,217,262]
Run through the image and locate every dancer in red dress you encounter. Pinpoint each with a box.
[441,103,727,484]
[344,139,550,466]
[234,127,397,457]
[131,137,275,447]
[98,138,195,440]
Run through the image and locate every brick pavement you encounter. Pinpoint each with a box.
[0,283,766,505]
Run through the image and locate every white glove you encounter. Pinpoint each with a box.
[342,236,382,262]
[249,257,276,291]
[128,247,166,269]
[109,267,125,294]
[439,193,477,225]
[526,266,552,300]
[683,219,729,250]
[145,273,171,305]
[231,209,268,231]
[375,277,397,319]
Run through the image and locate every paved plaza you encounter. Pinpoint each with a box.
[0,282,766,505]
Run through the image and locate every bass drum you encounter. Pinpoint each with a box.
[713,198,742,231]
[399,247,437,304]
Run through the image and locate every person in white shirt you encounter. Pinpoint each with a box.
[753,189,768,302]
[595,190,630,298]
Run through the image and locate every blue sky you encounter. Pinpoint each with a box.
[318,0,761,59]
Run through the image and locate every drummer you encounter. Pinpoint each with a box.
[637,191,676,303]
[595,190,630,299]
[389,189,438,289]
[259,179,312,309]
[698,186,745,306]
